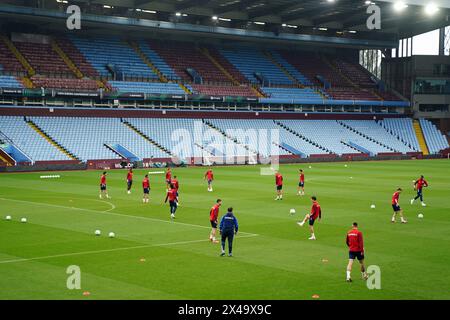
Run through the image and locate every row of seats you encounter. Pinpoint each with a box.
[31,76,99,90]
[190,84,257,97]
[0,75,23,88]
[0,40,25,74]
[261,87,323,101]
[420,119,450,154]
[380,118,420,151]
[109,81,187,95]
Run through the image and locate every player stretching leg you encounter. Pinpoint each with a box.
[126,168,133,194]
[346,222,368,282]
[392,188,407,223]
[99,171,110,199]
[142,174,150,203]
[205,169,214,192]
[297,196,322,240]
[165,184,178,220]
[297,169,305,196]
[275,171,283,200]
[209,199,222,243]
[411,175,428,207]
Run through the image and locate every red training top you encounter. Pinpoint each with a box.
[210,204,220,222]
[346,228,364,252]
[275,173,283,186]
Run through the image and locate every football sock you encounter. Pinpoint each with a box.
[346,271,351,279]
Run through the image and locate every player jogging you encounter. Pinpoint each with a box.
[297,196,322,240]
[205,169,214,192]
[126,168,133,194]
[275,171,283,200]
[411,175,428,207]
[99,171,110,199]
[346,222,368,282]
[165,168,172,190]
[142,174,150,203]
[392,188,407,223]
[165,183,178,220]
[209,199,222,243]
[297,169,305,196]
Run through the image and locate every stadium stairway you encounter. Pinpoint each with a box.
[26,119,79,161]
[274,121,333,154]
[178,83,193,94]
[413,120,429,155]
[337,121,399,153]
[128,40,168,83]
[202,119,259,155]
[263,51,301,88]
[51,40,83,79]
[104,144,127,160]
[121,119,174,157]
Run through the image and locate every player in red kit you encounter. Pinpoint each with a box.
[99,171,110,199]
[126,168,133,194]
[297,196,321,240]
[346,222,368,282]
[165,183,178,219]
[205,169,214,192]
[209,199,222,243]
[392,188,407,223]
[142,174,150,203]
[275,172,283,200]
[297,169,305,196]
[171,175,180,205]
[411,175,429,207]
[165,168,172,190]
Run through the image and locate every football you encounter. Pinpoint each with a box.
[289,208,296,215]
[418,213,424,219]
[108,232,116,238]
[5,215,11,221]
[95,230,101,236]
[21,218,27,223]
[370,204,376,209]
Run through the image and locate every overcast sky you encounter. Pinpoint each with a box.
[413,29,440,55]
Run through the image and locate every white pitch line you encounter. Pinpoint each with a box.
[0,234,259,265]
[0,197,258,236]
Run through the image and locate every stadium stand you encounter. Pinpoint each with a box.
[138,40,180,81]
[109,81,187,95]
[204,46,250,85]
[219,47,295,86]
[55,37,99,78]
[69,36,158,80]
[0,116,70,161]
[260,87,323,102]
[268,51,313,86]
[30,117,170,161]
[0,75,23,88]
[419,119,450,154]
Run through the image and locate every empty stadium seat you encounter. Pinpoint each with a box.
[109,81,187,95]
[420,119,449,154]
[0,75,23,88]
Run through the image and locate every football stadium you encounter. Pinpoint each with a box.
[0,0,449,305]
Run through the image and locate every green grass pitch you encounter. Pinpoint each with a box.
[0,159,449,300]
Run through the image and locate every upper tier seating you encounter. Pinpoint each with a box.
[55,37,98,78]
[0,40,25,74]
[138,40,180,81]
[279,51,348,87]
[30,117,170,161]
[326,87,379,101]
[260,87,323,102]
[341,120,415,153]
[219,47,294,86]
[190,84,257,97]
[205,46,249,85]
[69,36,158,80]
[149,41,230,84]
[332,59,376,88]
[380,118,420,151]
[0,75,23,88]
[14,41,72,76]
[420,119,449,154]
[109,81,187,95]
[269,51,313,86]
[0,116,70,161]
[31,76,99,91]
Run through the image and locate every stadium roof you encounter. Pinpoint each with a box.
[0,0,449,47]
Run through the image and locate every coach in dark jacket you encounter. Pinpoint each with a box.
[219,207,239,257]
